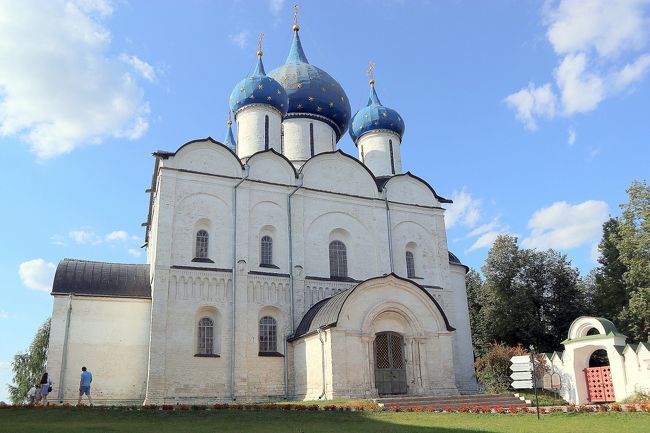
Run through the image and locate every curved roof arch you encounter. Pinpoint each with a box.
[246,147,299,180]
[383,172,451,204]
[299,150,381,196]
[154,136,243,169]
[292,273,454,340]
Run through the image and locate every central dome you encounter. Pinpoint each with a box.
[269,29,351,140]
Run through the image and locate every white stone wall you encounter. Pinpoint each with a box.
[47,295,151,404]
[357,130,402,177]
[136,138,476,402]
[236,105,282,159]
[281,118,337,165]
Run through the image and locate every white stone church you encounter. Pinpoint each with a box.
[46,22,477,404]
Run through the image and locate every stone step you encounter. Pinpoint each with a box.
[377,394,527,408]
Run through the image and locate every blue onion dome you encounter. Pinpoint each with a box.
[349,80,405,144]
[229,51,288,116]
[269,27,351,140]
[223,114,236,151]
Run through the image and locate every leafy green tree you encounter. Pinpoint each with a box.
[465,268,484,353]
[8,318,50,404]
[592,218,628,320]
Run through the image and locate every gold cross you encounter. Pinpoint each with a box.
[257,32,264,57]
[368,62,375,85]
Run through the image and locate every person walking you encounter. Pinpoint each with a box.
[27,384,37,405]
[77,366,93,406]
[39,373,52,405]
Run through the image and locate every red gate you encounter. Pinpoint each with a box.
[584,366,615,402]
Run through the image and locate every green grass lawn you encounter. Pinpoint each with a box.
[0,408,648,433]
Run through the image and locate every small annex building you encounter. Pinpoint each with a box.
[544,317,650,404]
[46,19,478,404]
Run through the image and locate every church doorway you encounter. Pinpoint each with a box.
[374,332,407,395]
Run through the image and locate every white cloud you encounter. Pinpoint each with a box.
[268,0,286,16]
[120,54,156,82]
[504,83,557,130]
[106,230,129,242]
[0,0,151,159]
[467,231,503,252]
[521,200,609,250]
[545,0,649,58]
[19,259,56,292]
[612,53,650,90]
[229,30,250,50]
[0,310,10,319]
[69,229,101,245]
[555,53,604,114]
[506,0,650,129]
[568,127,576,145]
[445,189,481,228]
[127,248,141,257]
[466,219,500,238]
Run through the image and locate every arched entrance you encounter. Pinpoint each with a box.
[374,332,407,395]
[584,349,615,402]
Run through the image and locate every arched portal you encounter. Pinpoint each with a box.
[374,331,407,395]
[584,349,615,402]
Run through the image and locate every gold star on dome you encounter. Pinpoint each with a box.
[390,123,394,127]
[332,114,337,118]
[267,96,272,101]
[364,114,369,119]
[240,87,245,92]
[236,100,241,104]
[316,106,322,112]
[321,87,327,92]
[329,102,334,108]
[280,103,284,107]
[276,90,281,95]
[309,76,314,80]
[297,103,303,109]
[374,121,378,126]
[340,96,344,102]
[359,125,363,130]
[297,83,303,88]
[398,117,401,122]
[258,84,264,90]
[250,95,255,99]
[308,96,315,102]
[382,112,387,117]
[352,122,355,127]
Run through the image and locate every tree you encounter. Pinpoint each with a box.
[474,235,586,354]
[611,180,650,342]
[592,218,628,320]
[465,268,484,353]
[8,318,50,404]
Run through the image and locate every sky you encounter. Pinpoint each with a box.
[1,0,649,402]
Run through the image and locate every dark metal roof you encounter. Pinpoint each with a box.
[52,259,151,299]
[448,251,462,264]
[291,273,455,340]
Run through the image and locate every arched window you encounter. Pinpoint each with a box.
[260,235,273,266]
[264,115,269,150]
[329,240,348,278]
[195,230,209,259]
[389,139,395,174]
[309,122,315,157]
[259,316,277,353]
[197,317,214,355]
[406,251,416,278]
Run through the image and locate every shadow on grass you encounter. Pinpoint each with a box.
[0,407,490,433]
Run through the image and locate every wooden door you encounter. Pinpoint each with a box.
[584,366,615,402]
[374,332,407,395]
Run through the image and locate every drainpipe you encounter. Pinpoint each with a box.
[317,328,327,400]
[230,165,249,401]
[283,335,288,400]
[383,187,394,273]
[57,294,73,402]
[287,174,303,332]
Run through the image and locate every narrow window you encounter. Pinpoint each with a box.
[195,230,209,259]
[310,122,315,157]
[264,115,269,150]
[389,139,395,174]
[406,251,416,278]
[329,240,348,278]
[360,145,365,163]
[260,235,273,266]
[331,131,335,150]
[281,123,284,154]
[198,317,214,355]
[259,316,277,353]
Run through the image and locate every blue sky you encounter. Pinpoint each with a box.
[1,0,649,402]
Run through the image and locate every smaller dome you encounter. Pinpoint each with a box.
[223,115,236,152]
[229,55,288,116]
[349,83,405,144]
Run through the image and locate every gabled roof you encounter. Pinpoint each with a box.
[52,259,151,299]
